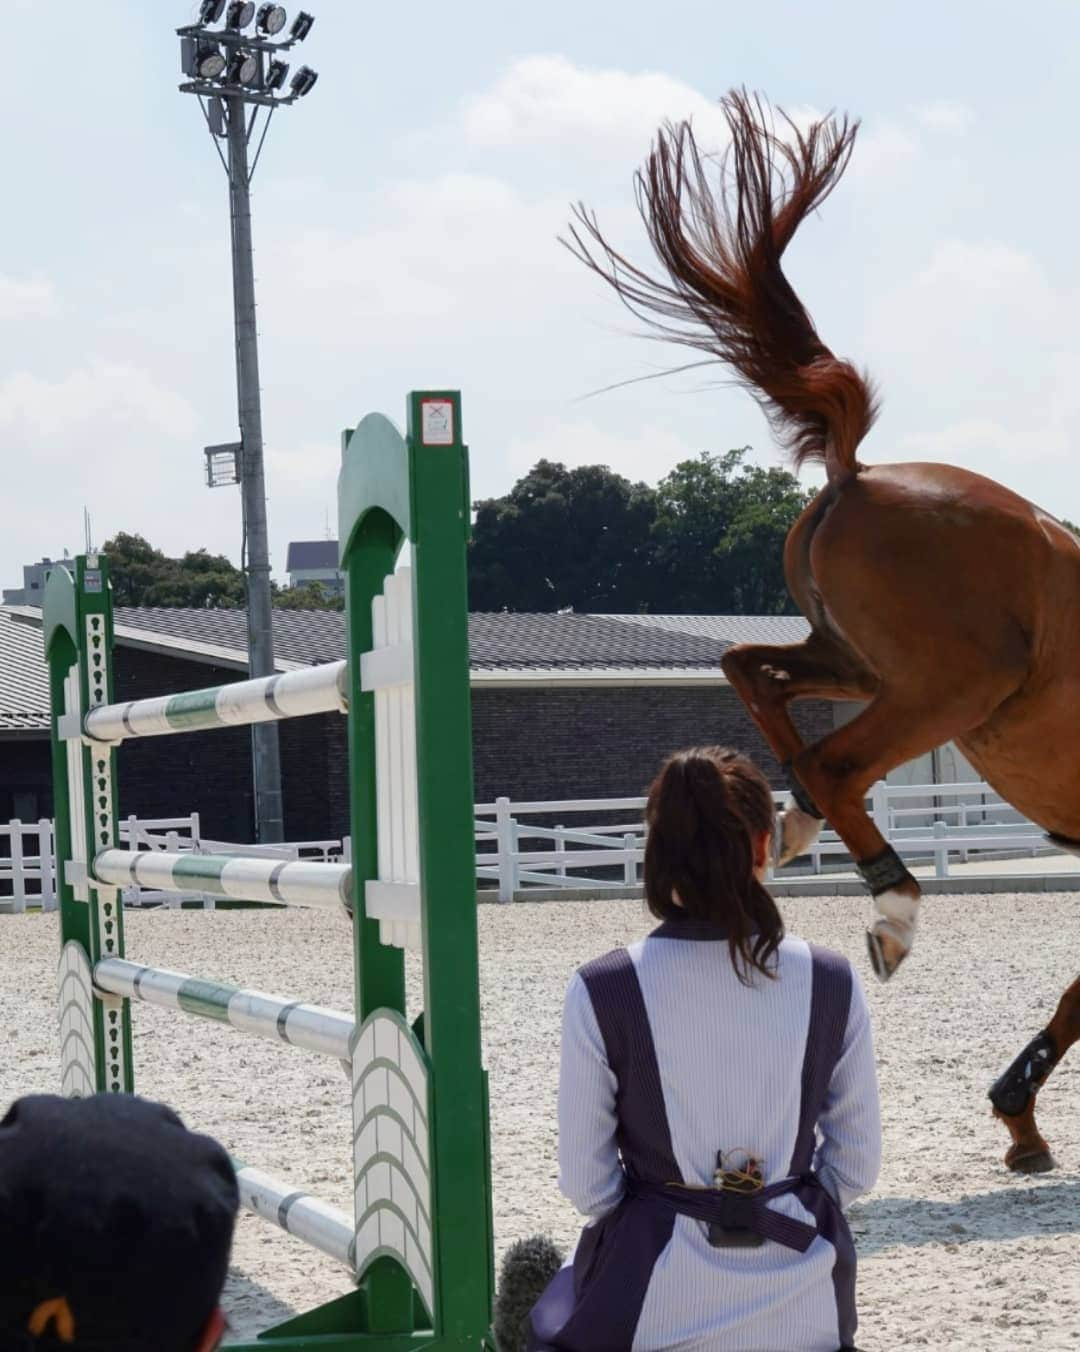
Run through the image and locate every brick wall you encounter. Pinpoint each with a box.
[113,649,257,841]
[1,654,840,839]
[115,650,351,843]
[470,686,835,803]
[0,737,53,822]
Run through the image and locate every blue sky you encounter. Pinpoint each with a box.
[4,0,1080,586]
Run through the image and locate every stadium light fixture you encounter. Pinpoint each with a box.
[290,11,314,40]
[226,49,259,84]
[226,1,255,29]
[174,3,321,842]
[265,59,289,90]
[256,4,288,35]
[289,64,317,96]
[195,43,227,79]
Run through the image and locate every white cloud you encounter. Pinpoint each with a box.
[916,100,975,133]
[865,238,1080,513]
[0,362,222,571]
[0,274,57,320]
[261,172,602,347]
[0,363,196,445]
[850,123,918,178]
[461,55,732,156]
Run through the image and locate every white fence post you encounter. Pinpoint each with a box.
[9,821,25,914]
[495,798,515,903]
[934,819,949,879]
[41,818,56,911]
[555,825,566,881]
[623,833,636,887]
[870,782,890,841]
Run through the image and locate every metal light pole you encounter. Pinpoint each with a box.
[177,2,319,843]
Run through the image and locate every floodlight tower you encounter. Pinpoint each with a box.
[177,2,319,843]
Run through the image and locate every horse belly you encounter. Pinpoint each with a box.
[960,683,1080,839]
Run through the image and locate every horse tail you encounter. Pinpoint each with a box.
[565,89,877,486]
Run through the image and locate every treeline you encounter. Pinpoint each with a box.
[101,533,343,611]
[468,449,811,614]
[101,447,815,615]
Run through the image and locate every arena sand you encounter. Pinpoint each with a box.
[3,892,1078,1349]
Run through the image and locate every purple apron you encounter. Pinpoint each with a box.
[528,922,857,1352]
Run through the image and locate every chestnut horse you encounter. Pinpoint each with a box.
[567,90,1080,1173]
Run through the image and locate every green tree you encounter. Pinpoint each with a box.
[651,449,811,614]
[273,580,344,611]
[102,534,245,609]
[468,461,658,612]
[102,533,341,610]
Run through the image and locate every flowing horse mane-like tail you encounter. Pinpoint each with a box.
[565,89,877,485]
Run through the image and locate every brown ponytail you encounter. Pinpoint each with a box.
[644,747,784,983]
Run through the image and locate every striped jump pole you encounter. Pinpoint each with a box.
[234,1164,356,1269]
[81,660,347,744]
[94,959,354,1063]
[92,850,352,911]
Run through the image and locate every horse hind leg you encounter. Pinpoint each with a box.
[720,638,878,867]
[989,974,1080,1173]
[791,678,1018,981]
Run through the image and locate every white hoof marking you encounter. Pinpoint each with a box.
[869,887,920,955]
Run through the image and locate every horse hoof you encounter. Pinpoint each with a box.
[865,928,910,982]
[774,805,823,867]
[1005,1146,1056,1174]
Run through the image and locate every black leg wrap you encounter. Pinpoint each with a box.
[781,761,824,820]
[857,845,917,897]
[988,1030,1059,1117]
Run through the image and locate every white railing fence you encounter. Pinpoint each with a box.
[474,781,1069,901]
[1,813,346,912]
[2,780,1072,912]
[0,819,56,913]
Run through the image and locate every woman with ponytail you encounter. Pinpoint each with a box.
[528,747,880,1352]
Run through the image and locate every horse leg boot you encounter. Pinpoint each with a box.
[989,974,1080,1172]
[720,640,878,868]
[790,696,994,981]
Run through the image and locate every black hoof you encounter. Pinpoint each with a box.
[1007,1148,1056,1175]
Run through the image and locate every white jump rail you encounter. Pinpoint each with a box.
[92,849,352,911]
[73,660,347,744]
[234,1163,356,1269]
[94,957,354,1063]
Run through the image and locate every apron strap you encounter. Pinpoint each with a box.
[788,945,853,1177]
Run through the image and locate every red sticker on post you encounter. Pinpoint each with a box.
[420,399,454,446]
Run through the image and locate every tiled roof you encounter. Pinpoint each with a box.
[285,541,340,571]
[467,613,729,670]
[116,609,734,671]
[0,611,48,731]
[116,607,347,667]
[616,614,811,646]
[2,606,813,732]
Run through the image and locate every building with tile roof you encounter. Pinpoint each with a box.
[0,604,848,839]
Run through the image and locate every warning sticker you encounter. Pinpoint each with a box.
[421,399,454,446]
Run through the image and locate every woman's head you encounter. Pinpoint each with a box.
[644,746,784,982]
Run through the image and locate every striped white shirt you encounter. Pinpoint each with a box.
[558,933,880,1351]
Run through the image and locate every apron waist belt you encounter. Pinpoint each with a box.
[626,1173,821,1252]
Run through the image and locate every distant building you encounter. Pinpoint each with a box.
[2,555,68,606]
[285,540,343,595]
[0,604,974,839]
